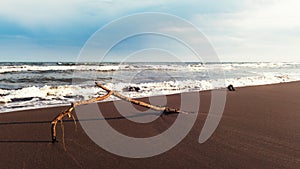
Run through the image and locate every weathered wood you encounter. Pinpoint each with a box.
[51,91,113,142]
[95,82,188,115]
[51,83,189,143]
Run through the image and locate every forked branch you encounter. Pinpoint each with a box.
[51,90,112,142]
[51,82,188,143]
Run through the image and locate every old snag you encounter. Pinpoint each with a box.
[51,82,189,143]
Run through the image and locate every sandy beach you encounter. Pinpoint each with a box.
[0,81,300,169]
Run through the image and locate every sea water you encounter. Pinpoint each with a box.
[1,62,300,112]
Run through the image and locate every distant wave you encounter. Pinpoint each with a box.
[0,65,120,74]
[1,62,300,74]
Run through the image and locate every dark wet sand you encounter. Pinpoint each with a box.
[0,82,300,169]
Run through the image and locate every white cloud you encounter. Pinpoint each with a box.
[0,0,176,30]
[194,0,300,31]
[0,0,83,29]
[239,0,300,30]
[192,0,300,61]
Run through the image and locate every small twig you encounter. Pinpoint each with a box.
[60,120,67,151]
[70,114,77,131]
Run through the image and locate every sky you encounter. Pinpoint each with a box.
[0,0,299,62]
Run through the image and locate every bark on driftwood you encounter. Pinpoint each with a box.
[51,82,189,143]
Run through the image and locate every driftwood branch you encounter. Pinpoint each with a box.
[51,82,188,143]
[51,90,112,143]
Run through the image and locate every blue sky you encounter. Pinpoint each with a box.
[0,0,299,62]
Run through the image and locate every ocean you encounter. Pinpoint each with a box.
[1,62,300,112]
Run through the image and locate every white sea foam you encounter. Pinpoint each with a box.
[1,70,298,113]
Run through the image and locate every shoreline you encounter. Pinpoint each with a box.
[2,80,300,114]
